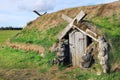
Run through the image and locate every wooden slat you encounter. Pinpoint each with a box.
[75,10,87,23]
[62,10,86,24]
[75,32,87,67]
[74,32,81,67]
[61,13,99,42]
[86,29,97,37]
[69,31,87,67]
[58,23,72,40]
[73,25,99,42]
[69,30,76,66]
[58,11,86,40]
[62,14,72,23]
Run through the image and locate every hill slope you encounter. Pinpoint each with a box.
[10,1,120,63]
[3,1,120,80]
[25,1,120,30]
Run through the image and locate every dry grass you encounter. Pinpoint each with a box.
[25,1,120,31]
[6,40,45,56]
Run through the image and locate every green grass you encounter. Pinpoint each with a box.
[0,47,40,69]
[90,14,120,63]
[0,30,20,45]
[0,46,55,72]
[1,47,120,80]
[11,23,67,48]
[60,68,120,80]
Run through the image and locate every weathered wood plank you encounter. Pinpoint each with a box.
[73,25,99,42]
[62,14,72,23]
[61,13,98,42]
[62,10,86,24]
[75,10,87,23]
[69,30,87,67]
[74,32,87,67]
[75,32,81,67]
[58,11,87,40]
[86,29,97,37]
[58,23,72,40]
[69,30,76,66]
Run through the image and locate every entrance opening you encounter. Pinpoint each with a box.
[62,33,93,66]
[87,36,92,47]
[63,34,71,65]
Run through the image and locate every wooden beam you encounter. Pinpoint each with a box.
[33,10,47,16]
[33,10,42,16]
[58,10,87,40]
[62,14,72,23]
[60,11,99,42]
[75,10,87,24]
[73,25,99,42]
[86,29,97,37]
[62,10,86,23]
[58,23,72,40]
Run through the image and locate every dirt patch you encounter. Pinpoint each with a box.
[0,66,63,80]
[0,69,47,80]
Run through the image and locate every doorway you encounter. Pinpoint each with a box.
[69,30,87,67]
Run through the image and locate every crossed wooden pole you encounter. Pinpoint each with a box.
[58,10,99,42]
[33,10,47,16]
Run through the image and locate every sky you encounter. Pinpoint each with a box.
[0,0,118,27]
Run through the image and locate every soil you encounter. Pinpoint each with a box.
[0,69,46,80]
[0,65,62,80]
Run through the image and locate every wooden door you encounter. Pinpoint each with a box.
[69,30,86,67]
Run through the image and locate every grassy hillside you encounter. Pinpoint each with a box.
[10,1,120,48]
[1,1,120,80]
[11,23,67,48]
[10,1,120,64]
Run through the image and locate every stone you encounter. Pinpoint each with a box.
[81,48,94,68]
[98,36,110,73]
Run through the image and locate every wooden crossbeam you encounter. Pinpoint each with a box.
[33,10,47,16]
[62,14,72,23]
[73,25,99,42]
[86,29,97,37]
[58,23,72,40]
[58,10,99,42]
[58,10,87,40]
[75,10,87,23]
